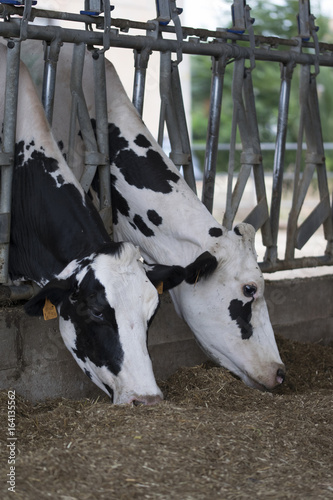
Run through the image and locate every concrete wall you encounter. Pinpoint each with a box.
[0,274,332,402]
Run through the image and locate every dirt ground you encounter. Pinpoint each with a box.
[1,335,332,500]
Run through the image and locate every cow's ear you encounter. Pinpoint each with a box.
[146,264,187,292]
[24,277,74,316]
[145,251,218,292]
[185,251,218,285]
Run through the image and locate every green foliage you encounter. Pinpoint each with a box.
[191,0,333,171]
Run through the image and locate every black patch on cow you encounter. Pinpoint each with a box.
[63,269,124,376]
[108,123,129,162]
[133,214,155,237]
[234,226,242,236]
[15,140,25,166]
[110,173,130,225]
[57,140,64,151]
[108,124,180,193]
[79,258,93,271]
[84,368,92,380]
[228,299,254,340]
[57,174,65,185]
[25,140,35,151]
[98,241,124,258]
[147,209,162,227]
[129,221,137,231]
[9,143,110,284]
[209,227,223,238]
[103,383,114,401]
[134,134,152,149]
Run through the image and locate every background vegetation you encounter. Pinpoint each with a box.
[190,0,333,172]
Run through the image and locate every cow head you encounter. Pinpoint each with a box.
[25,242,215,404]
[169,223,285,391]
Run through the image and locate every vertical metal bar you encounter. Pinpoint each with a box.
[69,43,99,186]
[42,39,62,125]
[170,61,196,193]
[304,69,333,249]
[223,59,242,229]
[202,55,226,213]
[93,51,113,235]
[132,49,150,117]
[160,52,183,156]
[0,41,21,284]
[285,64,307,260]
[242,67,272,245]
[159,51,196,192]
[265,62,294,264]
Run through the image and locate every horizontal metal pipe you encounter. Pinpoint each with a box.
[0,283,38,303]
[2,4,333,53]
[1,22,333,67]
[259,255,333,273]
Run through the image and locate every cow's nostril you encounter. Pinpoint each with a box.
[132,399,145,407]
[131,394,163,406]
[276,368,285,385]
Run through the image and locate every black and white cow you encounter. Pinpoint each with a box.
[20,41,285,391]
[0,43,214,404]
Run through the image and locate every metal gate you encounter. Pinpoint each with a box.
[0,0,332,296]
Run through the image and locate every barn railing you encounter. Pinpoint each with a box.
[0,0,332,294]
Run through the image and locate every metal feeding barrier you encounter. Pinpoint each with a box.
[0,0,332,301]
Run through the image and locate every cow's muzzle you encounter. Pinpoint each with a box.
[130,394,164,406]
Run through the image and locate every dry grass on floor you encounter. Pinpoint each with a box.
[1,335,332,500]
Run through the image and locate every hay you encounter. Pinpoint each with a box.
[1,336,332,500]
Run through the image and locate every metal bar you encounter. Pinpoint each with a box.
[224,78,238,230]
[0,283,38,303]
[0,40,21,284]
[285,68,307,261]
[286,63,333,260]
[69,43,102,192]
[92,50,113,236]
[3,3,333,53]
[223,58,243,229]
[2,22,333,67]
[132,49,150,117]
[259,255,333,273]
[223,58,272,243]
[296,195,331,250]
[169,61,196,193]
[243,197,270,231]
[229,164,252,220]
[242,67,272,246]
[159,51,196,192]
[304,71,333,246]
[42,39,62,125]
[202,55,226,213]
[159,52,183,161]
[265,62,294,265]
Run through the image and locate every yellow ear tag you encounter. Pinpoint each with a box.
[156,281,164,295]
[43,298,58,321]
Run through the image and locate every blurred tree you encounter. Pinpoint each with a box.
[191,0,333,171]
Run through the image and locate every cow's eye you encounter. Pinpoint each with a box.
[243,284,257,298]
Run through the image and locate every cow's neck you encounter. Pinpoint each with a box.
[113,188,219,267]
